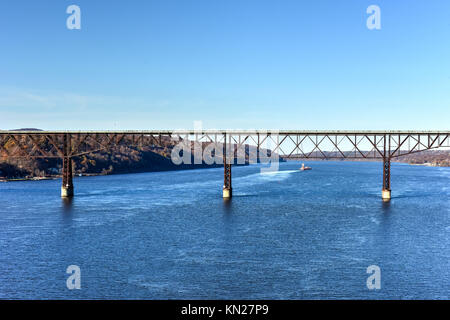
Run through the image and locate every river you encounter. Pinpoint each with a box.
[0,161,448,299]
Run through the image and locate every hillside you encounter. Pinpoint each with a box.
[0,135,275,180]
[282,150,450,167]
[395,150,450,167]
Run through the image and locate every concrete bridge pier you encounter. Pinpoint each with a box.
[61,187,74,198]
[382,157,391,201]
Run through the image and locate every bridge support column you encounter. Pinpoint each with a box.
[223,133,232,198]
[223,164,232,198]
[61,156,74,197]
[61,134,74,198]
[382,157,391,201]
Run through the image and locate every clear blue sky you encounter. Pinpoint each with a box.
[0,0,449,130]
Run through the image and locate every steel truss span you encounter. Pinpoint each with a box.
[0,130,449,200]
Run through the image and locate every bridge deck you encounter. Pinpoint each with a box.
[1,130,449,135]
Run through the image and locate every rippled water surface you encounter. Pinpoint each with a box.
[0,161,449,299]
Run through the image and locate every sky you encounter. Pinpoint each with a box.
[0,0,449,130]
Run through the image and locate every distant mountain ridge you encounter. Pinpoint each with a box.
[9,128,43,131]
[283,150,450,167]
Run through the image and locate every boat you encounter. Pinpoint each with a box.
[300,163,312,171]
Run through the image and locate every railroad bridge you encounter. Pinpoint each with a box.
[0,130,449,201]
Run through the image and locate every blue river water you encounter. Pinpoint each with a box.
[0,161,449,299]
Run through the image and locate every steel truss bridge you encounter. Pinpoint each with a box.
[0,130,449,200]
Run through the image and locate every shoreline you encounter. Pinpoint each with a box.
[1,159,448,182]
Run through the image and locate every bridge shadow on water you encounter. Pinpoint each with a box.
[222,198,233,215]
[61,197,74,214]
[381,200,392,213]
